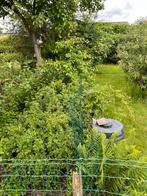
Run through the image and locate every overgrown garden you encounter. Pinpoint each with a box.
[0,0,147,195]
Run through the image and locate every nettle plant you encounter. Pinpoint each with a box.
[118,19,147,91]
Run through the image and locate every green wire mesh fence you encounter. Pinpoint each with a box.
[1,158,147,195]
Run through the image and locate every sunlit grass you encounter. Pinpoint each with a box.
[95,64,147,155]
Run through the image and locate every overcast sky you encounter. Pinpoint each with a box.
[97,0,147,23]
[0,0,147,32]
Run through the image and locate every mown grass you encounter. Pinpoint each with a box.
[95,64,147,155]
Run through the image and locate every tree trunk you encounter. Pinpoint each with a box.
[32,32,42,65]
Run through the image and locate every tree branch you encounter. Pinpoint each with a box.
[12,6,31,32]
[32,0,36,15]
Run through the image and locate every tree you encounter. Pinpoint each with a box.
[118,19,147,91]
[0,0,104,65]
[77,20,129,64]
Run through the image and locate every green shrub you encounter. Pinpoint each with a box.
[1,66,134,159]
[0,34,33,65]
[77,21,129,64]
[118,19,147,90]
[0,52,22,63]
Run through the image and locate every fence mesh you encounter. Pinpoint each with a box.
[1,158,147,195]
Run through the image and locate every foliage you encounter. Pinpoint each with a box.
[1,86,74,159]
[0,18,147,194]
[0,36,93,159]
[78,129,147,195]
[1,61,134,160]
[0,52,22,63]
[0,35,23,63]
[0,0,104,63]
[43,37,92,74]
[0,34,35,97]
[0,159,73,195]
[1,59,144,193]
[0,37,134,160]
[77,21,129,64]
[118,19,147,90]
[0,37,92,117]
[0,35,33,63]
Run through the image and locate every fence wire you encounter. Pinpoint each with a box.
[0,159,147,195]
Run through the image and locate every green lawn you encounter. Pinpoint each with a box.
[95,64,147,155]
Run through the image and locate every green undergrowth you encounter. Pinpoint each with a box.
[95,64,147,155]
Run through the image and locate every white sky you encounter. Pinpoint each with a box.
[97,0,147,23]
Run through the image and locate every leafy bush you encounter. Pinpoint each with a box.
[1,63,134,160]
[118,19,147,90]
[0,52,22,63]
[0,34,33,65]
[43,37,92,68]
[0,36,22,64]
[77,21,129,64]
